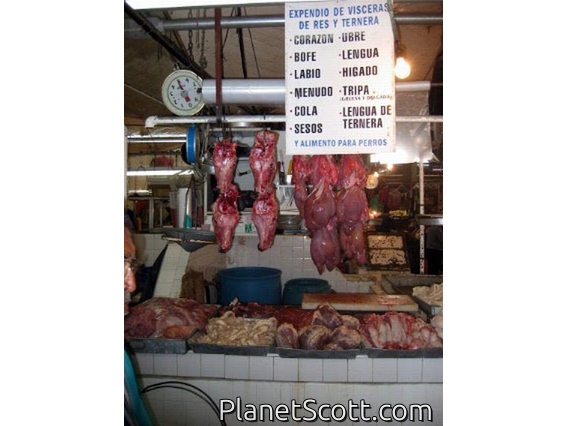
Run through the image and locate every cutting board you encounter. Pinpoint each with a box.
[301,293,418,312]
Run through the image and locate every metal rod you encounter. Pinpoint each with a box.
[199,79,435,105]
[160,13,442,32]
[124,2,210,78]
[214,8,223,123]
[145,114,442,127]
[419,160,425,274]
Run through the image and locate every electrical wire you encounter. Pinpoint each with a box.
[141,380,227,426]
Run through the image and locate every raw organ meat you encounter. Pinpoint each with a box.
[336,154,369,266]
[324,325,362,350]
[213,138,238,193]
[303,178,337,235]
[301,155,342,273]
[336,186,369,234]
[251,191,278,251]
[212,184,240,253]
[311,302,343,330]
[212,138,240,252]
[291,155,311,217]
[249,130,278,195]
[358,312,442,349]
[430,313,443,339]
[340,314,360,330]
[274,306,315,330]
[275,323,299,349]
[337,154,367,190]
[250,130,279,251]
[124,297,218,339]
[274,303,363,351]
[309,155,339,188]
[339,223,367,266]
[218,301,279,319]
[298,325,331,350]
[310,226,341,274]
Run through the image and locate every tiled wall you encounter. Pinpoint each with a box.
[133,232,168,267]
[151,234,377,298]
[226,234,372,291]
[133,352,442,426]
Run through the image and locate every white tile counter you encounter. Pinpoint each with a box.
[132,351,443,426]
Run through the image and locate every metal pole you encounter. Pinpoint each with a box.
[158,13,442,31]
[200,79,434,105]
[419,160,425,274]
[145,114,442,127]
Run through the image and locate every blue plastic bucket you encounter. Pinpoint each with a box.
[281,278,332,305]
[217,267,282,305]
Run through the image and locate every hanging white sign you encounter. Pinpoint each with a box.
[285,0,395,155]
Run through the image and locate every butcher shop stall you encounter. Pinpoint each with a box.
[123,2,443,425]
[124,123,443,426]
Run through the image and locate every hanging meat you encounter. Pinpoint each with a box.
[251,191,278,251]
[303,155,340,274]
[291,154,371,273]
[213,138,238,193]
[303,178,337,234]
[250,130,279,251]
[310,226,341,274]
[336,154,369,266]
[249,130,278,194]
[339,222,367,266]
[212,184,240,253]
[291,155,311,218]
[212,138,239,252]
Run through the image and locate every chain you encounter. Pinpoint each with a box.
[187,9,194,62]
[198,9,207,69]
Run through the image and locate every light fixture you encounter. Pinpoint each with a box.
[394,41,411,79]
[126,168,187,177]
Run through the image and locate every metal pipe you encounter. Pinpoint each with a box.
[160,13,441,32]
[145,114,442,127]
[419,160,425,274]
[128,135,187,143]
[202,79,285,105]
[200,79,433,105]
[124,2,210,78]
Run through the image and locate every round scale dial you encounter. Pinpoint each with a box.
[161,70,204,116]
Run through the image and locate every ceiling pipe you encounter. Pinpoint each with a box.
[126,13,441,36]
[164,14,443,30]
[200,79,433,105]
[124,2,210,78]
[145,115,442,128]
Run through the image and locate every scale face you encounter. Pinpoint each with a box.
[161,70,204,116]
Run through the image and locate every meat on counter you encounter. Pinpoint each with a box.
[124,297,218,339]
[358,311,442,349]
[195,311,277,346]
[275,303,362,350]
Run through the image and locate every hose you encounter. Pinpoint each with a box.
[141,380,227,426]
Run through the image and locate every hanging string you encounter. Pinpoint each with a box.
[198,8,208,69]
[243,8,262,78]
[187,9,194,62]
